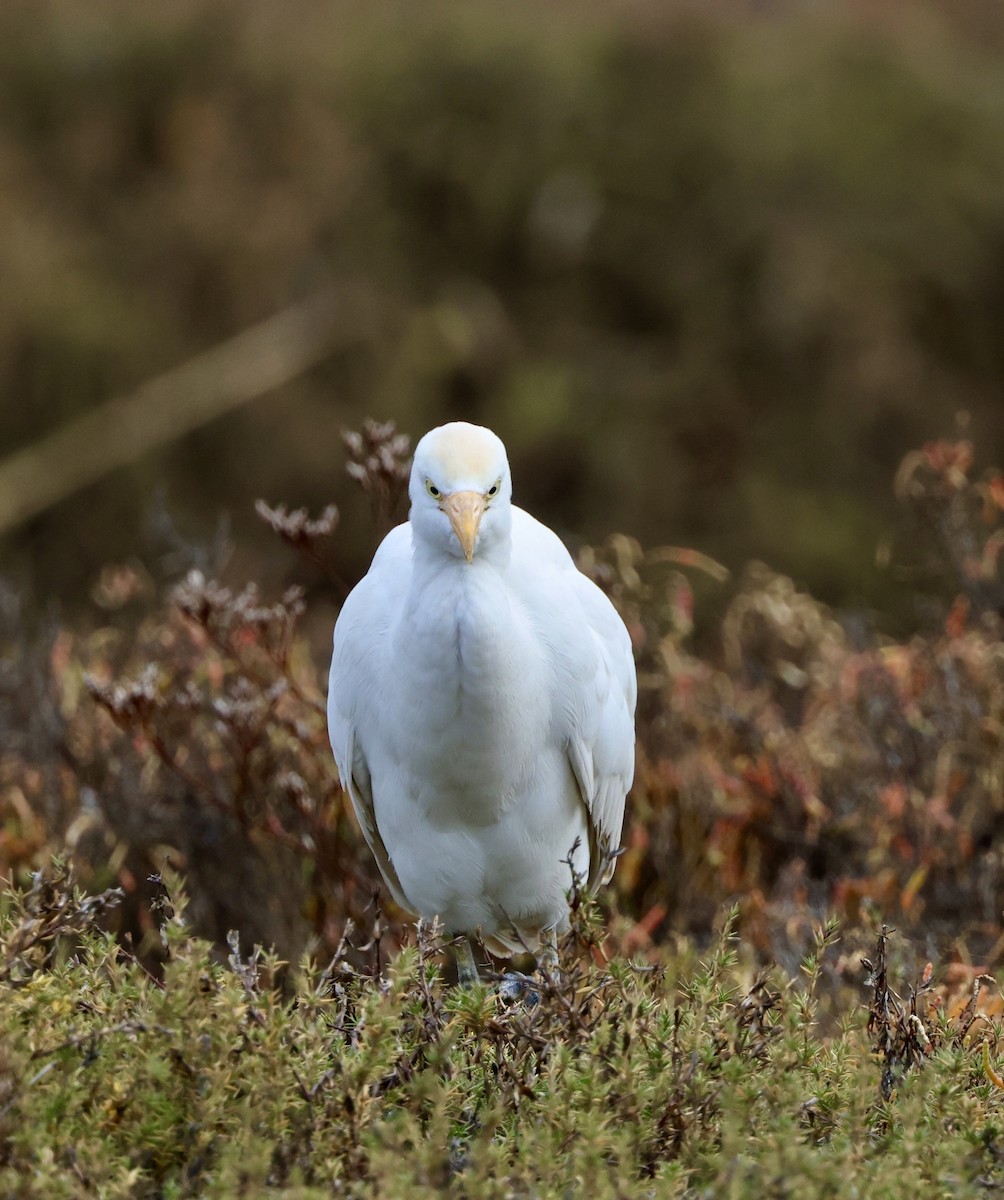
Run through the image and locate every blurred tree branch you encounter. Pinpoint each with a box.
[0,286,369,537]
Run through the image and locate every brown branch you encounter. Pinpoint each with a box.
[0,284,372,536]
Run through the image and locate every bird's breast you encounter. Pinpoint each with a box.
[387,567,552,817]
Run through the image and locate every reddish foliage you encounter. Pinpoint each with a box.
[3,430,1004,973]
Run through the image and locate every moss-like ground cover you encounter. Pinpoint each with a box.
[2,868,1003,1198]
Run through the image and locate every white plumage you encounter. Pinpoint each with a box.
[327,422,636,965]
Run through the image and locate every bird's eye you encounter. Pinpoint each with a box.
[425,480,441,499]
[487,479,501,498]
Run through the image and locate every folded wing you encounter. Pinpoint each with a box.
[510,509,637,888]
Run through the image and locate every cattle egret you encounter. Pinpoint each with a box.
[327,422,636,983]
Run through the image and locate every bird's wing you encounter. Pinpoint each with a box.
[566,571,638,886]
[510,509,637,889]
[326,523,413,911]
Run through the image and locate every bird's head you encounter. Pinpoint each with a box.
[409,422,512,562]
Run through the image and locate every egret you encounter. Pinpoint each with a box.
[327,422,636,983]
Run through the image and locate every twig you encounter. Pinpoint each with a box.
[30,1021,177,1061]
[0,285,370,536]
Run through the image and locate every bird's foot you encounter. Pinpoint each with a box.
[498,971,540,1008]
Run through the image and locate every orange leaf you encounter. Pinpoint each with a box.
[945,594,969,639]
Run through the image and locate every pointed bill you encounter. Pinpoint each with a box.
[441,490,487,562]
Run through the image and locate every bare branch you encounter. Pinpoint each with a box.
[0,285,371,536]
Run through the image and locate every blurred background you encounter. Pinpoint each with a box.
[3,0,1004,971]
[3,0,1004,632]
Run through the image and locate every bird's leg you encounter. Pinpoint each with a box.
[454,936,481,987]
[538,926,559,979]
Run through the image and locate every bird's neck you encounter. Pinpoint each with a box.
[410,536,511,584]
[400,538,538,735]
[403,540,515,671]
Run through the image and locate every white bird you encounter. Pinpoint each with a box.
[327,422,636,982]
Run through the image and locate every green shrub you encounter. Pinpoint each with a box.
[1,869,1002,1197]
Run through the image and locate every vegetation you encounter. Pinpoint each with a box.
[2,865,1004,1198]
[9,426,1004,963]
[2,425,1004,1193]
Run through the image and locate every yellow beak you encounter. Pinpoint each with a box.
[441,490,487,562]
